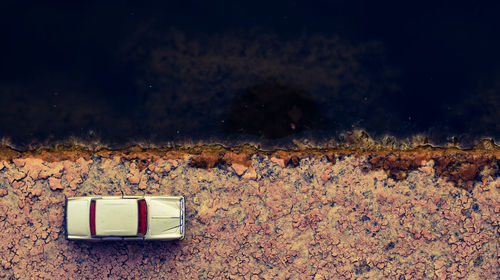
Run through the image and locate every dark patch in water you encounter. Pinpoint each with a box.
[224,81,321,139]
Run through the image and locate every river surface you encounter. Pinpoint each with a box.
[1,1,499,149]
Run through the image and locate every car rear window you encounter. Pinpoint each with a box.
[90,200,96,236]
[138,200,147,235]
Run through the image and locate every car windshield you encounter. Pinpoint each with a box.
[90,200,96,236]
[138,200,147,235]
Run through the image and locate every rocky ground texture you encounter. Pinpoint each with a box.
[0,147,498,279]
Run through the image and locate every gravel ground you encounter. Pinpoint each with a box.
[0,149,498,279]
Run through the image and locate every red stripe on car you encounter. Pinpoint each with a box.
[138,200,147,235]
[90,200,96,236]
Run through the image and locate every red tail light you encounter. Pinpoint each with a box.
[138,200,147,235]
[90,200,96,236]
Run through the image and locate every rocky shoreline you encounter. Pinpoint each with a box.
[0,147,498,279]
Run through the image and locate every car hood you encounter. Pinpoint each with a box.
[145,197,184,239]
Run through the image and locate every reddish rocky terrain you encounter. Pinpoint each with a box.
[0,147,498,279]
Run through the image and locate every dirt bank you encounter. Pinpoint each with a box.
[0,147,498,279]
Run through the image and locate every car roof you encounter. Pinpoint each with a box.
[95,199,138,236]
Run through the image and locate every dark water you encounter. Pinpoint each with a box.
[1,1,499,149]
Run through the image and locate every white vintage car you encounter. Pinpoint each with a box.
[65,196,185,241]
